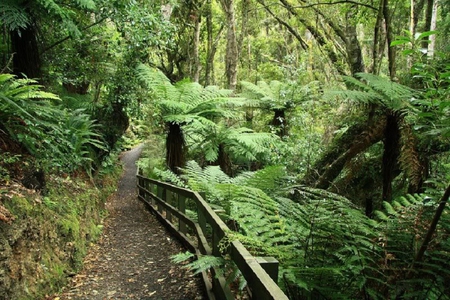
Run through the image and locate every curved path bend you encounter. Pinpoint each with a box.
[56,146,205,300]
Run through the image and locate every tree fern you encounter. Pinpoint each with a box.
[1,74,106,173]
[327,73,415,113]
[153,159,406,298]
[373,193,450,299]
[0,1,30,33]
[137,64,245,172]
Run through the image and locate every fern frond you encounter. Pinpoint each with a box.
[185,255,226,275]
[153,167,188,188]
[0,2,30,32]
[383,201,398,216]
[241,165,287,195]
[227,128,278,161]
[399,120,424,193]
[73,0,96,10]
[328,73,416,113]
[171,251,195,264]
[355,73,414,103]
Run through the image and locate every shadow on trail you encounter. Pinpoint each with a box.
[56,145,205,300]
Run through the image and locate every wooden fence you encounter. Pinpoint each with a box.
[137,171,289,300]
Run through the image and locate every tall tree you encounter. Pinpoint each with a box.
[1,0,97,79]
[219,0,239,90]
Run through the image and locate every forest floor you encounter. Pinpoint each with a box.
[51,145,206,300]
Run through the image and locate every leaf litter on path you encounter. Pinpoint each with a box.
[51,146,206,300]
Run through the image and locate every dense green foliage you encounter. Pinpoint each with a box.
[1,0,450,298]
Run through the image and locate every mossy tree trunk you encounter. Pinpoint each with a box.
[314,116,386,189]
[381,113,401,202]
[166,122,186,174]
[217,143,233,176]
[302,122,367,186]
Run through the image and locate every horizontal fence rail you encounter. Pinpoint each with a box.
[137,170,289,300]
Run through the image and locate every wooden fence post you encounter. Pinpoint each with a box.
[178,194,187,234]
[256,257,279,284]
[166,190,172,222]
[157,186,164,213]
[197,192,207,237]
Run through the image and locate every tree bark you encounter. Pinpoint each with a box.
[11,25,41,79]
[205,0,224,86]
[192,13,201,82]
[166,122,186,174]
[217,143,233,176]
[371,0,386,74]
[383,0,396,80]
[427,0,438,57]
[382,113,400,202]
[345,8,365,74]
[314,116,386,189]
[219,0,239,90]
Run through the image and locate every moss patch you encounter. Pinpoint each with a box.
[0,162,121,299]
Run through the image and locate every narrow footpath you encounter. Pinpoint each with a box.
[55,146,206,300]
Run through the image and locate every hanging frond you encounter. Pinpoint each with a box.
[398,119,424,193]
[373,193,450,299]
[327,73,416,113]
[226,128,279,161]
[240,165,288,195]
[0,2,30,32]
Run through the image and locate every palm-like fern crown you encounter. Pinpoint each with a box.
[239,80,308,110]
[137,64,241,125]
[187,123,279,162]
[328,73,415,112]
[1,0,96,37]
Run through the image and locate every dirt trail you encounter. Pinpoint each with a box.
[55,145,205,300]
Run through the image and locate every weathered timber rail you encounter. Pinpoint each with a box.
[137,172,289,300]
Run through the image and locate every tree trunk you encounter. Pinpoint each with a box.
[383,0,396,80]
[427,0,438,57]
[314,116,386,189]
[413,0,426,32]
[302,122,368,186]
[345,9,365,74]
[371,0,386,75]
[11,25,41,79]
[166,122,186,174]
[192,13,201,82]
[399,120,425,194]
[382,113,400,202]
[205,0,224,86]
[217,143,233,176]
[271,109,288,137]
[219,0,239,90]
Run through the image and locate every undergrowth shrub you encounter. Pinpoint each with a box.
[0,74,108,174]
[154,161,450,299]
